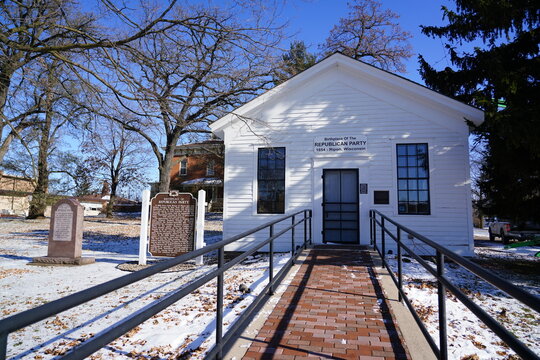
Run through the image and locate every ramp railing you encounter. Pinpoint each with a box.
[369,209,540,360]
[0,209,312,360]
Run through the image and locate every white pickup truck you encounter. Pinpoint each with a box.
[488,220,540,244]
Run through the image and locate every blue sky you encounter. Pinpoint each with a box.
[279,0,455,84]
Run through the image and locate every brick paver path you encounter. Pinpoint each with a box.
[242,246,410,360]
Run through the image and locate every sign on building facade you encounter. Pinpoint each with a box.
[314,135,368,154]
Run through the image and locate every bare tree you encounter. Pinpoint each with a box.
[45,151,97,196]
[2,57,85,218]
[82,118,148,217]
[320,0,412,72]
[94,3,285,192]
[0,0,181,165]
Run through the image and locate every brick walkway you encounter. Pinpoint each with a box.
[242,246,410,360]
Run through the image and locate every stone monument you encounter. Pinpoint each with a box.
[32,198,95,265]
[149,192,196,257]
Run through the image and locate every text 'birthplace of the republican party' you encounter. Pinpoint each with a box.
[314,135,368,153]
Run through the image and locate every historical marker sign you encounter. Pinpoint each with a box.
[31,198,94,265]
[149,192,196,257]
[47,198,84,258]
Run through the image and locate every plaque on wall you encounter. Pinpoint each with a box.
[149,192,196,257]
[374,190,390,204]
[359,183,368,194]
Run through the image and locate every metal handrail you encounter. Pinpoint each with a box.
[369,209,540,360]
[0,209,313,360]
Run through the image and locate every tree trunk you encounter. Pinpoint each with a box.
[0,65,15,164]
[27,102,53,219]
[107,180,118,218]
[158,156,172,193]
[157,133,180,193]
[106,194,116,218]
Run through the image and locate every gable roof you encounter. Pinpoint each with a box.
[209,53,484,137]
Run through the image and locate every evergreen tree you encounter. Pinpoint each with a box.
[419,1,539,222]
[73,162,95,197]
[273,41,318,85]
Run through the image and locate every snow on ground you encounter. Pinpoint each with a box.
[475,239,540,260]
[385,231,539,360]
[0,213,292,359]
[2,217,538,360]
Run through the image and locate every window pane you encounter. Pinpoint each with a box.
[398,168,408,178]
[398,202,407,213]
[407,144,416,155]
[180,159,187,175]
[408,180,418,190]
[419,191,429,201]
[418,167,428,178]
[408,167,417,177]
[258,149,268,159]
[207,160,215,176]
[258,169,269,180]
[418,154,428,168]
[398,156,407,166]
[407,156,416,167]
[418,179,428,190]
[397,145,407,156]
[398,191,408,201]
[418,202,429,214]
[408,191,418,201]
[398,180,408,190]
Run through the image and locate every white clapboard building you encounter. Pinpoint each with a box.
[209,53,483,255]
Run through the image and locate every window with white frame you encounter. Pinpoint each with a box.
[180,158,188,176]
[257,147,285,214]
[207,159,215,176]
[397,143,430,215]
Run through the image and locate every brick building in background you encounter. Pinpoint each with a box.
[166,139,224,212]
